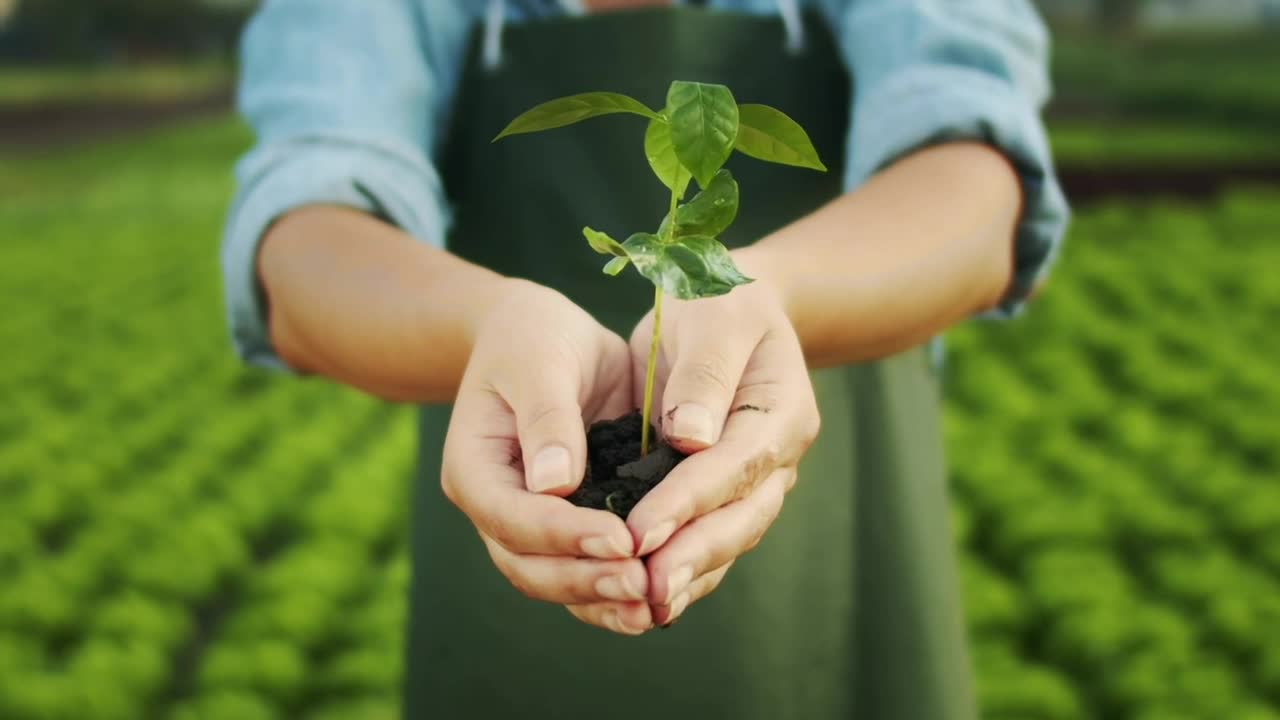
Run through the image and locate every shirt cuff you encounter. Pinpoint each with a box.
[220,135,450,370]
[846,64,1070,318]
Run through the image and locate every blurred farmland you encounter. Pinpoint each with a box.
[1,15,1279,720]
[949,190,1280,718]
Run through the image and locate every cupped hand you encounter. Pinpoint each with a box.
[626,275,820,626]
[441,281,653,635]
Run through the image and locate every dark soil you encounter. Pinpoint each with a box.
[567,410,686,519]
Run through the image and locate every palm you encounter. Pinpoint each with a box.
[442,287,653,635]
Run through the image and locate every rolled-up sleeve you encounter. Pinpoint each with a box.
[832,0,1070,316]
[222,1,471,369]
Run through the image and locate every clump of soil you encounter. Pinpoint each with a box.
[567,410,686,519]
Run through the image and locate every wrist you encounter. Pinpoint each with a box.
[460,277,550,348]
[730,243,795,320]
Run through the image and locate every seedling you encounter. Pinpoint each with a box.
[496,81,825,456]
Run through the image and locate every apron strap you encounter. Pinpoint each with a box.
[482,0,806,70]
[483,0,506,69]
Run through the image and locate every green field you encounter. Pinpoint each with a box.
[1,117,1278,719]
[1049,121,1280,167]
[0,63,232,107]
[1050,31,1280,130]
[948,192,1280,718]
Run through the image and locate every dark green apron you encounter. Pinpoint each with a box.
[406,8,975,719]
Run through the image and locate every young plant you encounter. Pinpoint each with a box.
[496,81,826,455]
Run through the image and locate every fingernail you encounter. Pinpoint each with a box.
[528,446,572,493]
[580,535,632,560]
[596,573,644,601]
[667,592,691,624]
[664,564,694,605]
[636,520,676,556]
[671,403,714,445]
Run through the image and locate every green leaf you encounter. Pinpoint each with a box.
[733,103,828,171]
[643,118,691,197]
[667,81,739,189]
[620,233,663,262]
[620,232,665,283]
[671,169,738,238]
[664,236,754,299]
[582,227,627,257]
[602,256,630,276]
[619,232,753,300]
[493,92,658,141]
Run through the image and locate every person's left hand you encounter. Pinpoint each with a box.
[624,272,820,626]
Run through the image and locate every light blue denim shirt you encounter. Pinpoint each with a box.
[223,0,1070,370]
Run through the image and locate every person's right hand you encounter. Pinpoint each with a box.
[441,281,654,635]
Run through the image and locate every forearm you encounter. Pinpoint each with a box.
[258,206,518,403]
[735,141,1023,368]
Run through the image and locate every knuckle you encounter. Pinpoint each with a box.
[752,442,781,477]
[760,485,784,525]
[757,437,784,469]
[783,468,799,493]
[737,389,779,414]
[537,525,557,555]
[438,449,463,507]
[723,443,776,503]
[677,489,701,525]
[523,401,573,435]
[570,573,599,603]
[691,565,731,603]
[530,506,565,552]
[486,511,520,551]
[691,538,716,576]
[579,611,609,632]
[743,500,778,555]
[801,405,822,448]
[687,354,735,395]
[566,605,592,626]
[439,471,460,507]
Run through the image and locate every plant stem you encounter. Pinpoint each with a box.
[640,285,663,455]
[640,178,682,455]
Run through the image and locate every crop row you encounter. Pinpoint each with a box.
[2,116,1278,718]
[947,190,1280,718]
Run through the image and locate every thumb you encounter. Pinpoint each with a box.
[511,363,589,497]
[659,334,753,454]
